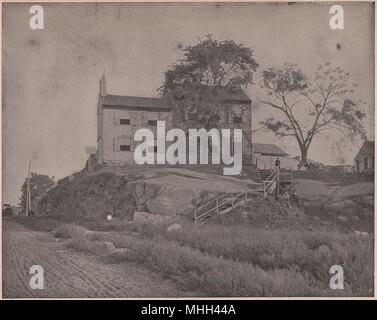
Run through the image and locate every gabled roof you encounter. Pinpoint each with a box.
[355,141,374,160]
[163,86,251,104]
[253,143,288,156]
[101,95,174,111]
[220,87,251,103]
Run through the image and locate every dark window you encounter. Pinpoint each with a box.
[364,157,368,169]
[233,116,242,124]
[148,120,158,126]
[120,145,131,151]
[120,119,130,125]
[153,146,158,153]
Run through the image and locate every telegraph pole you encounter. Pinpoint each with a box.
[26,160,31,217]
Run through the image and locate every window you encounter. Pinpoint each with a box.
[233,115,242,124]
[147,119,158,126]
[120,119,130,125]
[114,136,131,152]
[114,111,131,125]
[364,157,368,170]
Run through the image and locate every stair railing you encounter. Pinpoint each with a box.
[194,182,265,223]
[263,168,277,197]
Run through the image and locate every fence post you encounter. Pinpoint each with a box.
[263,182,266,197]
[216,198,219,214]
[276,167,280,199]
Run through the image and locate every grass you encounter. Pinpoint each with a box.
[53,223,89,239]
[104,236,338,297]
[79,221,372,296]
[13,216,64,232]
[160,225,373,296]
[14,215,373,296]
[293,170,373,184]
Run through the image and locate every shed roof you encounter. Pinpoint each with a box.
[355,141,374,160]
[253,143,288,156]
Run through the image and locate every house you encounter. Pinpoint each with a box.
[252,143,298,170]
[354,141,374,173]
[96,75,253,165]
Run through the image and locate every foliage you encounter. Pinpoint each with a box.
[19,173,55,212]
[159,34,258,130]
[259,62,367,162]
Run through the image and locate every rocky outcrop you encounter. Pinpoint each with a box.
[38,172,137,221]
[37,168,250,221]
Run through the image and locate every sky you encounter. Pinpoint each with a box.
[2,2,375,204]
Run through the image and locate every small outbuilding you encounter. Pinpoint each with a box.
[354,141,374,173]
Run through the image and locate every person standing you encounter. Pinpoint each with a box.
[275,157,281,168]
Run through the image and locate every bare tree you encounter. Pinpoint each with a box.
[258,62,367,164]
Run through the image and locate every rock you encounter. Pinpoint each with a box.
[318,245,331,255]
[84,230,96,241]
[326,199,356,210]
[104,241,116,253]
[114,248,130,254]
[337,215,349,223]
[241,211,248,219]
[332,182,374,200]
[167,223,182,232]
[133,211,170,225]
[354,230,368,237]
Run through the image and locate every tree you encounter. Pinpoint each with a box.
[258,62,367,164]
[19,173,55,214]
[159,34,259,130]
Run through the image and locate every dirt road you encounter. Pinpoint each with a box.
[2,219,184,298]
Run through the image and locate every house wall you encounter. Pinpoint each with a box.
[98,101,253,165]
[101,108,172,164]
[254,154,298,170]
[355,154,374,172]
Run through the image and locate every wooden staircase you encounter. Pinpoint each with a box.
[194,183,264,224]
[193,168,294,224]
[258,169,273,181]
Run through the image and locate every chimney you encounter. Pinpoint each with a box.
[100,71,107,96]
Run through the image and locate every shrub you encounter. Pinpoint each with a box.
[54,224,89,239]
[66,238,114,256]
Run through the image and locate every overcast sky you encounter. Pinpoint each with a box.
[2,2,374,204]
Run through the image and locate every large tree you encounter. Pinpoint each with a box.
[159,34,259,131]
[19,173,55,214]
[258,62,367,164]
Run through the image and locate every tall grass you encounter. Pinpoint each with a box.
[105,236,341,297]
[162,224,373,296]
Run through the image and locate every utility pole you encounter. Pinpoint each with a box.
[26,160,31,217]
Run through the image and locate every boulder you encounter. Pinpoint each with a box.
[354,230,368,237]
[337,215,349,223]
[317,245,331,256]
[133,211,170,225]
[167,223,182,232]
[104,241,116,253]
[325,199,356,210]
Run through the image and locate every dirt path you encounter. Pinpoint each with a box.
[2,219,185,298]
